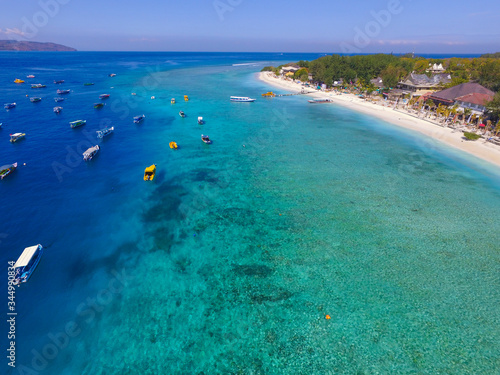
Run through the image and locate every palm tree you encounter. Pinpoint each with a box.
[494,120,500,136]
[463,107,472,124]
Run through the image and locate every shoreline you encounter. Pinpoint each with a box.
[257,72,500,170]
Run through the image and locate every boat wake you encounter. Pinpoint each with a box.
[232,63,257,66]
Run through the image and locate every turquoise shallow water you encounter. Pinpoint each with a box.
[1,53,500,374]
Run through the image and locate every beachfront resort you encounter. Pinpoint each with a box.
[261,54,500,165]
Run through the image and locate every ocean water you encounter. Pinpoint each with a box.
[1,52,500,375]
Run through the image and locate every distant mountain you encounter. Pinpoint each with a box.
[0,40,76,51]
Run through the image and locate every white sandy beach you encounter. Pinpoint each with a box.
[258,72,500,169]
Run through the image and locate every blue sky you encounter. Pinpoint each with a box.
[0,0,499,53]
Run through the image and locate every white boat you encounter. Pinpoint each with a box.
[57,89,70,95]
[308,98,331,103]
[10,133,26,143]
[96,126,114,139]
[13,244,43,285]
[83,145,100,161]
[53,106,62,114]
[230,96,256,102]
[198,116,204,124]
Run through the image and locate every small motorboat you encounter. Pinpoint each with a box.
[31,83,46,89]
[171,98,176,104]
[133,114,145,124]
[83,145,100,161]
[70,120,86,128]
[198,116,204,125]
[10,133,26,143]
[230,96,256,102]
[84,82,95,86]
[94,103,105,109]
[54,97,65,102]
[99,94,110,99]
[96,126,114,139]
[12,244,43,285]
[53,106,63,114]
[109,73,116,77]
[26,75,35,78]
[179,111,186,118]
[144,164,156,181]
[201,134,212,144]
[54,80,65,84]
[169,142,178,149]
[0,162,17,180]
[57,89,70,95]
[14,79,25,84]
[151,96,155,99]
[4,103,16,110]
[184,95,189,101]
[30,97,41,103]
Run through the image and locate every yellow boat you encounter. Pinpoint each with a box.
[171,98,176,104]
[169,142,178,149]
[144,164,156,181]
[262,92,275,97]
[14,79,25,84]
[184,95,189,101]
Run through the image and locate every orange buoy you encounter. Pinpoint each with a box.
[325,315,331,320]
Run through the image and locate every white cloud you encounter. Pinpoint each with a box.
[0,28,28,37]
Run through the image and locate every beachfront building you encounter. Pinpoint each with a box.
[280,64,299,76]
[428,82,495,114]
[399,73,451,95]
[426,63,446,74]
[370,77,384,89]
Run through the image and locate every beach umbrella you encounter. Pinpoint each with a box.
[479,123,486,127]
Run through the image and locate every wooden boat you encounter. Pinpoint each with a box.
[30,97,41,103]
[169,142,178,149]
[179,111,186,118]
[99,94,110,99]
[230,96,256,102]
[10,133,26,143]
[83,145,100,161]
[96,126,114,139]
[4,103,16,109]
[84,82,95,86]
[94,103,105,109]
[184,95,189,101]
[14,79,25,84]
[57,89,70,95]
[70,120,86,128]
[144,164,156,181]
[201,134,212,144]
[54,97,64,102]
[198,116,204,125]
[13,244,43,285]
[171,98,176,104]
[53,106,63,114]
[133,114,145,124]
[26,75,35,78]
[0,162,17,180]
[262,92,275,97]
[54,80,65,84]
[31,83,46,89]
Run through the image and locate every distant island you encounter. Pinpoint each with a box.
[0,40,76,51]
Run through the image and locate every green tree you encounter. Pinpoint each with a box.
[486,92,500,121]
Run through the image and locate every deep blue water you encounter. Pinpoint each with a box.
[1,52,499,374]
